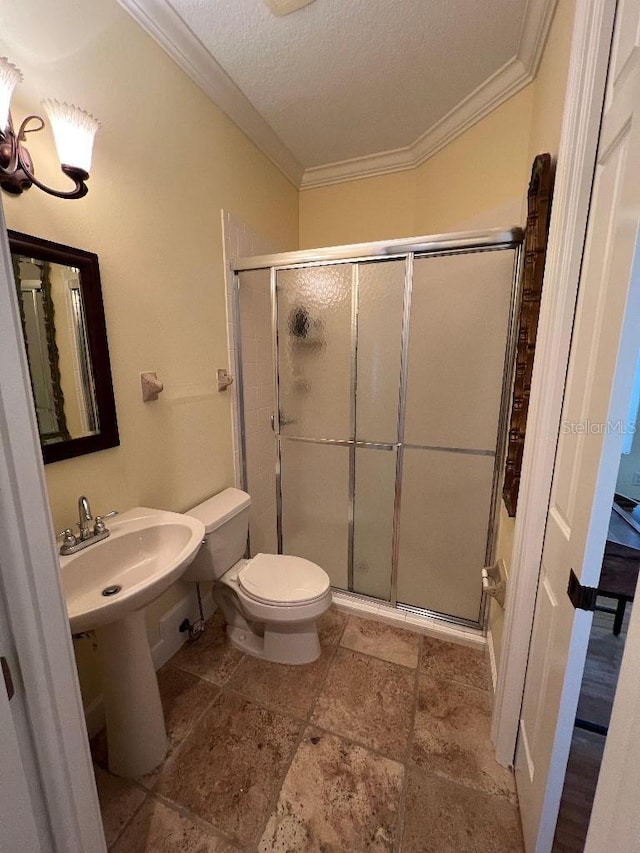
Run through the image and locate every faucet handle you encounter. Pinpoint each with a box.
[93,511,118,535]
[56,528,78,549]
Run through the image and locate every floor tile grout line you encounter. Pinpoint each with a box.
[106,789,150,852]
[131,679,228,798]
[251,634,344,847]
[334,642,420,672]
[148,788,252,852]
[220,682,313,724]
[393,634,423,853]
[405,760,522,811]
[301,719,410,769]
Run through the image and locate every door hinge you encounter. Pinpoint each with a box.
[1,656,14,700]
[567,569,598,611]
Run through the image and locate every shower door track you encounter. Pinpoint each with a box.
[233,227,524,631]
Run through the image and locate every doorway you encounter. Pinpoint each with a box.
[553,378,640,849]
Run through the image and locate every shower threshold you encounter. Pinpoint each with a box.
[330,589,485,650]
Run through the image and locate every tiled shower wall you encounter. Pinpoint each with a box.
[222,212,279,555]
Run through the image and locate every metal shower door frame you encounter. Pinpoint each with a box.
[234,228,524,629]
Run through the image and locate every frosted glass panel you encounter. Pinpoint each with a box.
[238,269,277,556]
[352,447,396,600]
[277,265,353,439]
[280,439,349,588]
[405,251,514,450]
[397,448,495,621]
[356,261,405,443]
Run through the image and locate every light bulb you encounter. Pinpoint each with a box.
[0,57,22,132]
[42,99,101,173]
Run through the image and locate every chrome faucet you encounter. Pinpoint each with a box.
[57,496,119,556]
[78,495,93,540]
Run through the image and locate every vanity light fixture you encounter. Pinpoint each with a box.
[0,56,100,200]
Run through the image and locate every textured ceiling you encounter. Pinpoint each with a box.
[166,0,527,168]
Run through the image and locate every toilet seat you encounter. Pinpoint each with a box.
[238,553,330,606]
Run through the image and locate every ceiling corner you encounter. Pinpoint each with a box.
[517,0,560,76]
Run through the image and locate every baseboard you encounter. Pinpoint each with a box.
[487,627,498,694]
[83,586,216,739]
[150,586,216,670]
[84,694,106,740]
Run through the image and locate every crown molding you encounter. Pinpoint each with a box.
[117,0,304,187]
[119,0,557,191]
[299,55,531,189]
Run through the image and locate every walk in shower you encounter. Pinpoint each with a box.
[233,229,523,629]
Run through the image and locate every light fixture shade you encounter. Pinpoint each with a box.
[0,57,23,132]
[262,0,315,14]
[42,99,101,173]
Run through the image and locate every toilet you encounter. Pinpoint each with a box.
[183,488,332,664]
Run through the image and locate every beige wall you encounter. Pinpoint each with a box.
[1,0,298,707]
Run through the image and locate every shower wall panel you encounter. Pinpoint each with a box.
[238,269,277,555]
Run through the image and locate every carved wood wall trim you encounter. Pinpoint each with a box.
[503,153,554,516]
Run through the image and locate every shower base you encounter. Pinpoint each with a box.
[330,589,485,651]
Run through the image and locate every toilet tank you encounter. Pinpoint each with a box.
[182,488,251,582]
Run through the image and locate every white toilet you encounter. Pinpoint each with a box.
[183,488,332,664]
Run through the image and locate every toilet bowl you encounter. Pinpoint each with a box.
[183,488,331,664]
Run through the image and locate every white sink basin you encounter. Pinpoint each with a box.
[59,506,205,778]
[60,507,205,633]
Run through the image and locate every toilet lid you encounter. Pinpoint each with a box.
[238,553,330,605]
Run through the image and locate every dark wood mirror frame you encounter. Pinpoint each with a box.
[9,230,120,464]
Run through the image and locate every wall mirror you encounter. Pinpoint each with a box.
[9,230,119,464]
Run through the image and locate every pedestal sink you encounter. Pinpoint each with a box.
[60,507,205,778]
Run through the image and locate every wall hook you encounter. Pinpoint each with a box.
[141,372,164,402]
[217,368,234,392]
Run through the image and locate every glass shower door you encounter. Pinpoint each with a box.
[397,249,516,622]
[277,263,353,589]
[351,260,405,600]
[276,259,406,599]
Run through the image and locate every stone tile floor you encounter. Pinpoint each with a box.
[92,608,524,852]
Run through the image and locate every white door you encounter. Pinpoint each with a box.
[515,3,640,850]
[0,612,42,852]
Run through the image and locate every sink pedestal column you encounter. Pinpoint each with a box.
[97,609,167,778]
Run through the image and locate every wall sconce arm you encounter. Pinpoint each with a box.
[0,114,89,199]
